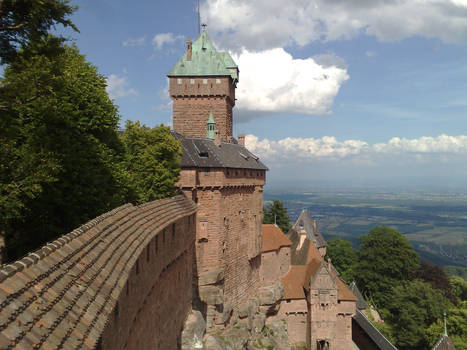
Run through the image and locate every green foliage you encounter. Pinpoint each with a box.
[445,265,467,281]
[326,237,357,282]
[263,200,290,234]
[425,301,467,350]
[0,43,129,260]
[354,226,419,308]
[450,276,467,302]
[120,121,181,203]
[385,280,451,350]
[416,260,456,304]
[0,0,77,64]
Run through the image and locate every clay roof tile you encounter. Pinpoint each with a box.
[261,224,292,253]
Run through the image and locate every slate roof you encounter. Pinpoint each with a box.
[261,224,292,253]
[173,133,268,170]
[353,310,398,350]
[432,335,456,350]
[0,195,197,350]
[168,30,238,82]
[350,281,368,310]
[290,210,326,248]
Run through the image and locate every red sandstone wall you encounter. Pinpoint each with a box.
[279,300,309,346]
[101,212,197,350]
[180,168,265,315]
[170,77,235,142]
[261,251,280,286]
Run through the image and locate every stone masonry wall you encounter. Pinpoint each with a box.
[170,77,235,142]
[179,168,265,331]
[101,212,197,350]
[278,299,309,346]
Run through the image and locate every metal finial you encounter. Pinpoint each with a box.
[202,23,207,31]
[443,311,448,337]
[197,0,200,34]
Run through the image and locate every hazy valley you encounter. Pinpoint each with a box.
[265,187,467,271]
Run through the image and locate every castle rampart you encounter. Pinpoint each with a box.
[0,195,197,350]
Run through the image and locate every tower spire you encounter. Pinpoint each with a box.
[197,0,200,34]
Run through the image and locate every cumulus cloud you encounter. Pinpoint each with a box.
[122,37,146,47]
[245,134,467,164]
[233,48,349,118]
[106,74,137,99]
[203,0,467,50]
[152,32,184,50]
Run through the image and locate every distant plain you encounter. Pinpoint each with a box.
[264,187,467,268]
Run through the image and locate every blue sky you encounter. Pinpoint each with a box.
[60,0,467,187]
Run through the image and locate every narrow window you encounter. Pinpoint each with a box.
[155,236,158,254]
[146,245,150,262]
[172,223,176,238]
[136,259,139,275]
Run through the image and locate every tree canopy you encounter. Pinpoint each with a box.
[385,280,451,350]
[263,200,291,233]
[0,0,77,64]
[354,226,419,308]
[0,43,129,260]
[121,120,181,203]
[326,237,357,282]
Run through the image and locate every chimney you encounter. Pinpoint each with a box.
[214,130,221,147]
[238,133,245,146]
[186,38,192,61]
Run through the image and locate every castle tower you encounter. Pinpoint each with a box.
[168,29,238,142]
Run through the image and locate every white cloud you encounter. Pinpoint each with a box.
[122,37,146,47]
[106,74,137,99]
[203,0,467,50]
[233,48,349,118]
[373,134,467,154]
[245,134,368,161]
[152,32,184,50]
[245,134,467,164]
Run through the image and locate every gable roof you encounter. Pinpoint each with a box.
[290,210,326,248]
[173,133,268,170]
[432,336,457,350]
[281,263,321,300]
[262,224,292,253]
[168,30,238,82]
[337,279,358,302]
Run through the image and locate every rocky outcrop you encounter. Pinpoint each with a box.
[182,310,206,350]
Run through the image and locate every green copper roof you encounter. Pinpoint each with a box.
[168,30,238,81]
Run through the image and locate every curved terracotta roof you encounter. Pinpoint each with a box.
[261,224,292,253]
[0,195,196,350]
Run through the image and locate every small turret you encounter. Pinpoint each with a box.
[186,38,192,61]
[206,109,216,140]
